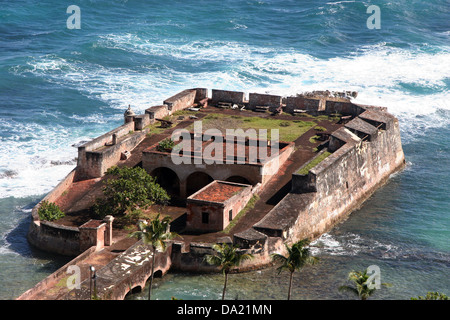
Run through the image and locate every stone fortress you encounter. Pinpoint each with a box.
[18,88,405,300]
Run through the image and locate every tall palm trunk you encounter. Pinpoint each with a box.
[148,246,156,300]
[222,272,229,300]
[288,271,294,300]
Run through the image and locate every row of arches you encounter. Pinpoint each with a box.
[150,167,252,198]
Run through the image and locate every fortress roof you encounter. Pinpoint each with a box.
[189,180,251,204]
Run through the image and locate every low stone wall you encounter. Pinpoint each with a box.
[285,96,323,113]
[28,168,81,256]
[16,246,97,300]
[261,142,295,183]
[171,236,284,273]
[163,89,196,113]
[145,105,169,121]
[62,240,173,300]
[76,121,135,180]
[211,89,245,106]
[248,93,282,111]
[76,127,147,180]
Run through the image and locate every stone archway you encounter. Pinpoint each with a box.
[225,175,252,185]
[150,167,180,197]
[186,171,214,197]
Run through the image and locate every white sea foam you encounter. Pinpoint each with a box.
[310,232,401,258]
[5,39,448,199]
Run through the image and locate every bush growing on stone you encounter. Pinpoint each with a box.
[93,166,170,218]
[156,138,175,152]
[38,201,65,221]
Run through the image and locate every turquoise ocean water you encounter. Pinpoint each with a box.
[0,0,449,300]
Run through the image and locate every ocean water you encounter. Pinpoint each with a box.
[0,0,449,300]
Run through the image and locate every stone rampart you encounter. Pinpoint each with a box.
[23,88,406,296]
[163,89,196,113]
[16,246,97,300]
[211,89,246,106]
[251,106,405,245]
[248,93,282,111]
[62,240,173,300]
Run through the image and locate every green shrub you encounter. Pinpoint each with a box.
[156,138,175,152]
[93,166,170,218]
[38,201,65,221]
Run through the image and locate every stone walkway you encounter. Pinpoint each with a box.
[19,234,136,300]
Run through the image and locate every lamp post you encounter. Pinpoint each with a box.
[89,266,96,300]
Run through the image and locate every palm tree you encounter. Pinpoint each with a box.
[339,269,391,300]
[271,239,318,300]
[204,243,253,300]
[129,213,178,300]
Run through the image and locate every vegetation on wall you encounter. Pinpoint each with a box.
[38,200,65,221]
[156,138,175,152]
[297,151,332,175]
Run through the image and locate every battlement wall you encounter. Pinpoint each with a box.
[249,105,405,250]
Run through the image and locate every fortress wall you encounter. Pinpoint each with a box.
[163,89,196,114]
[94,130,147,177]
[211,89,245,105]
[284,96,322,113]
[133,113,151,131]
[191,87,208,103]
[251,108,404,251]
[145,105,170,121]
[324,100,366,116]
[284,115,405,243]
[76,126,147,180]
[90,242,173,300]
[30,168,77,225]
[32,168,77,221]
[142,151,263,185]
[171,237,283,273]
[27,219,80,256]
[79,122,135,153]
[16,246,97,300]
[76,121,135,180]
[27,169,82,256]
[248,93,282,111]
[261,142,295,183]
[284,97,367,115]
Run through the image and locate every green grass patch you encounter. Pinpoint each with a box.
[221,194,260,234]
[309,135,320,143]
[146,122,167,135]
[297,151,332,175]
[314,126,327,132]
[239,118,316,142]
[185,113,319,141]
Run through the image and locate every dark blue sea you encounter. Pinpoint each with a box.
[0,0,449,300]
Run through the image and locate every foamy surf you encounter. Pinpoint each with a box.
[16,39,449,128]
[310,232,402,259]
[5,39,449,199]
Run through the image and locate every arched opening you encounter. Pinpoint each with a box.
[130,286,142,294]
[124,285,142,299]
[150,167,180,197]
[153,270,163,278]
[186,172,214,197]
[225,175,252,185]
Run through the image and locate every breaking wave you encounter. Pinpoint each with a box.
[5,35,449,198]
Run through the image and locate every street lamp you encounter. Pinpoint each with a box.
[89,266,96,300]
